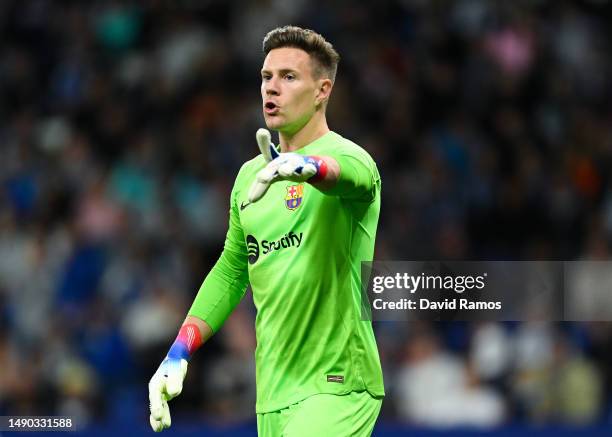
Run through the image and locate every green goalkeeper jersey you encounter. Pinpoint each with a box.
[189,131,385,413]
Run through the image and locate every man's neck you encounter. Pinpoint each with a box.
[278,112,330,152]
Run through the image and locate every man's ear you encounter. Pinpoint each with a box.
[315,78,333,106]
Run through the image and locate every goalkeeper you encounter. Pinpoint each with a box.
[149,25,384,436]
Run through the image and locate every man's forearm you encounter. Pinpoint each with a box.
[309,156,340,191]
[187,246,249,332]
[312,153,378,201]
[182,315,214,345]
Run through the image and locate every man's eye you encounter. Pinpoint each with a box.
[285,74,295,81]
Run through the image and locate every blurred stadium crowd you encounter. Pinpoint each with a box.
[1,0,612,430]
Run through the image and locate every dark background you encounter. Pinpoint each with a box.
[1,0,612,434]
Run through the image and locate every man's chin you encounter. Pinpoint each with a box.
[264,118,284,131]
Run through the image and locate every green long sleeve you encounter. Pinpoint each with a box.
[188,172,250,333]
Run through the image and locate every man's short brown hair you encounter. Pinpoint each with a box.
[263,26,340,83]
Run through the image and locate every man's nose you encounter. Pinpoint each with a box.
[264,78,280,95]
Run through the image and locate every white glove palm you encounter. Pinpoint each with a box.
[248,129,319,202]
[148,358,188,432]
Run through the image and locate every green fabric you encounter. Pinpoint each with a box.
[189,131,385,413]
[257,391,382,437]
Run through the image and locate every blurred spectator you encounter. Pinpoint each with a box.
[545,335,602,424]
[470,322,512,384]
[395,327,505,427]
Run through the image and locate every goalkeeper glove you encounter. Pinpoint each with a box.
[148,324,202,432]
[248,128,328,202]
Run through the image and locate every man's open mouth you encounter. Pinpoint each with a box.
[264,102,279,114]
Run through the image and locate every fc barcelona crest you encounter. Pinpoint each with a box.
[285,184,304,210]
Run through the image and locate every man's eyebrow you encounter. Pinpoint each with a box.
[261,68,298,75]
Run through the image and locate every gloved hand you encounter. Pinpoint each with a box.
[148,357,188,432]
[248,128,326,202]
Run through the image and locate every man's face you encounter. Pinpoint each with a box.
[261,47,322,134]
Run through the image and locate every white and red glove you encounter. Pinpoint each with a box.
[148,324,202,432]
[248,129,327,202]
